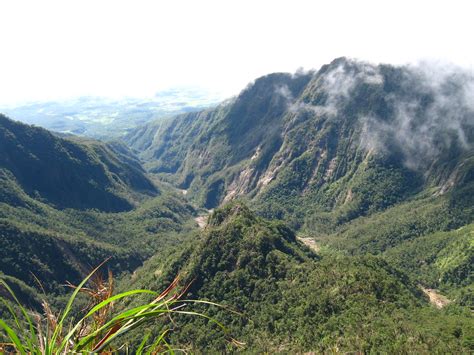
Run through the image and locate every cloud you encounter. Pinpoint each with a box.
[323,59,384,100]
[275,59,385,120]
[274,85,294,102]
[360,62,474,170]
[275,59,473,172]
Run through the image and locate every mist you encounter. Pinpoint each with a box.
[276,59,474,171]
[360,62,474,170]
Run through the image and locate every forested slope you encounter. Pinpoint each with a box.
[0,116,196,305]
[0,114,157,212]
[123,203,473,352]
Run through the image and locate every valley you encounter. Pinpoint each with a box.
[0,58,473,352]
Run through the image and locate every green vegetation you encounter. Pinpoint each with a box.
[0,114,156,212]
[0,262,234,354]
[1,58,473,352]
[123,204,473,352]
[385,224,474,306]
[0,115,197,307]
[311,185,474,306]
[0,189,196,303]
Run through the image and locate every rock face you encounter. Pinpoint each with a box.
[125,58,474,227]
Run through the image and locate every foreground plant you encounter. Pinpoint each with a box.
[0,260,240,354]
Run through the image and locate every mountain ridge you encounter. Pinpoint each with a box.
[0,114,157,212]
[124,57,474,224]
[120,57,474,313]
[1,58,473,352]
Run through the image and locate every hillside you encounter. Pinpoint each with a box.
[123,58,474,290]
[1,58,473,352]
[0,114,157,212]
[120,59,474,349]
[123,204,473,352]
[0,116,198,305]
[125,58,474,228]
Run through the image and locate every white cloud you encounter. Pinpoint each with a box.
[360,63,474,170]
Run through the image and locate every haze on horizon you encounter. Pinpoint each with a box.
[0,0,473,105]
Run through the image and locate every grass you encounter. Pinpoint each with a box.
[0,259,240,354]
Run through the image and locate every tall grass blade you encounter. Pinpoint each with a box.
[54,258,110,352]
[60,289,158,350]
[0,319,26,354]
[146,329,169,355]
[0,299,22,333]
[135,332,150,354]
[0,280,36,348]
[85,289,158,319]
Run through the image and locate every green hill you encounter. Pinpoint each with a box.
[124,203,473,352]
[1,58,473,352]
[0,115,197,305]
[0,114,157,212]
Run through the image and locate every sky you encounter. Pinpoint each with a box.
[0,0,473,105]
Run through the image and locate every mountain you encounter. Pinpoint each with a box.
[0,88,225,138]
[123,57,474,308]
[124,203,473,352]
[124,71,314,209]
[1,58,473,352]
[124,58,474,223]
[0,114,157,212]
[0,115,197,304]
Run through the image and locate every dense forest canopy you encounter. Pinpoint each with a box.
[1,58,473,352]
